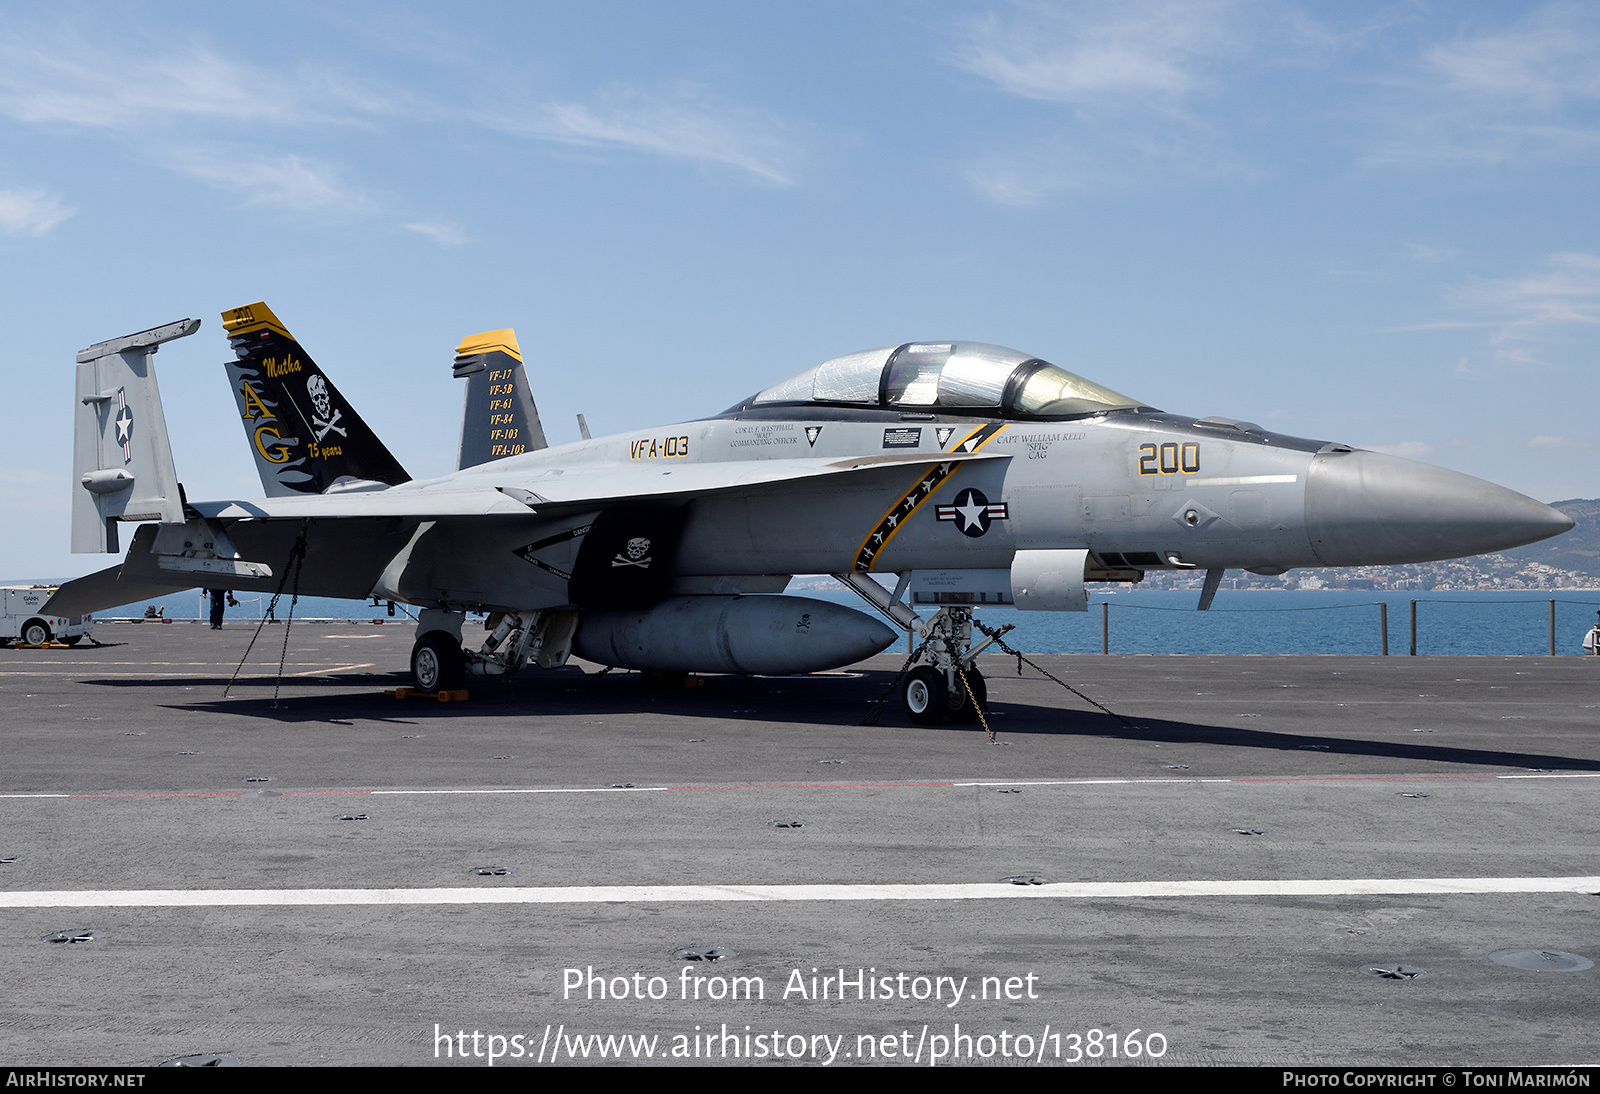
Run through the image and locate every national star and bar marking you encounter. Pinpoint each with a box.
[114,388,133,462]
[852,423,1007,571]
[936,487,1009,537]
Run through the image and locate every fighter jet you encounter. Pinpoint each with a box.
[50,306,1573,724]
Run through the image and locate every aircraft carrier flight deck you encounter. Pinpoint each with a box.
[1,623,1596,1067]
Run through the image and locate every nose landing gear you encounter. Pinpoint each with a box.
[944,665,988,724]
[893,606,1007,731]
[835,573,1011,734]
[901,665,947,725]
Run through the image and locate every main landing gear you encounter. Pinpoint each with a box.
[408,608,579,694]
[410,632,465,693]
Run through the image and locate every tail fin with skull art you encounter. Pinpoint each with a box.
[221,302,411,496]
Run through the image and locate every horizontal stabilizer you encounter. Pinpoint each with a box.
[43,563,194,618]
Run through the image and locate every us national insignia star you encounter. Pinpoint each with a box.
[936,487,1010,538]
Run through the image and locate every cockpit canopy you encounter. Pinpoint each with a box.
[750,342,1143,419]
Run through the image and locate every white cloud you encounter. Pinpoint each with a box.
[0,32,401,131]
[0,24,409,227]
[0,16,798,253]
[490,85,800,185]
[950,1,1262,202]
[1367,4,1600,167]
[956,0,1241,107]
[0,187,74,235]
[173,149,368,212]
[1405,252,1600,369]
[1528,434,1593,449]
[958,4,1600,195]
[1459,254,1600,335]
[1424,6,1600,108]
[404,221,467,246]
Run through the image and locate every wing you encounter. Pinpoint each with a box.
[188,449,1010,520]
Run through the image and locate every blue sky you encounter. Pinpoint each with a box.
[2,1,1598,580]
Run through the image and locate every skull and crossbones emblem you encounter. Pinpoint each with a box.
[306,374,346,442]
[611,537,653,568]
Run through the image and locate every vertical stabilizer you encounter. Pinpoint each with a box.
[222,302,411,496]
[73,319,198,553]
[454,329,547,469]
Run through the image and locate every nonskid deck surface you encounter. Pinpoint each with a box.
[1,625,1596,1067]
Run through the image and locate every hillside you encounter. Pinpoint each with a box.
[1501,499,1600,580]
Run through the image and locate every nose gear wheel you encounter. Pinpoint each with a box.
[901,665,948,725]
[946,667,987,723]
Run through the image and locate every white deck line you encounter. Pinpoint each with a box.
[3,876,1597,908]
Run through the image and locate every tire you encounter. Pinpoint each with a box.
[901,665,948,725]
[63,636,83,647]
[411,632,466,693]
[21,620,50,647]
[946,667,987,723]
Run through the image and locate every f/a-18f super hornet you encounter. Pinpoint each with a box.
[50,304,1573,723]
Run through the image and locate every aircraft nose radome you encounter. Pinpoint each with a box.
[1305,449,1574,567]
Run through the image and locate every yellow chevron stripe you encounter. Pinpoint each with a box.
[852,423,1008,571]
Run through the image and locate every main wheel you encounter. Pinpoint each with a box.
[946,667,987,723]
[21,620,50,647]
[410,632,466,693]
[901,665,949,725]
